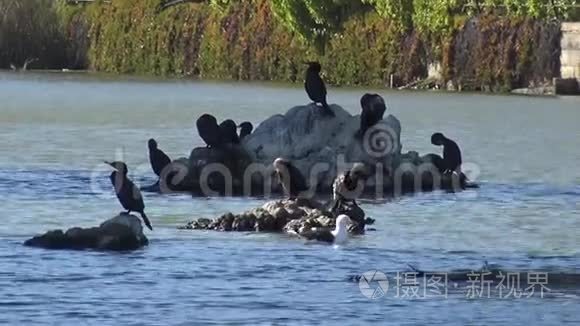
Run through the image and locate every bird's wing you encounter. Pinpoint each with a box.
[306,75,327,101]
[274,170,290,195]
[159,150,172,168]
[126,179,145,211]
[316,76,327,97]
[443,142,462,169]
[289,164,309,192]
[333,174,346,201]
[370,95,386,115]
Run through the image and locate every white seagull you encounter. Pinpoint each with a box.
[300,215,352,245]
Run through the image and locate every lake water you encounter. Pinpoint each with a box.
[1,72,580,325]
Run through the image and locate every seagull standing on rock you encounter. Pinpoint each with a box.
[300,215,352,244]
[105,161,153,231]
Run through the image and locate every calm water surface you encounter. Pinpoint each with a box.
[1,72,580,325]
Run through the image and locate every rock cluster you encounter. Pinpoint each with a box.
[179,198,372,235]
[157,103,472,196]
[24,214,148,251]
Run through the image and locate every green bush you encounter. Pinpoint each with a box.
[1,0,569,92]
[449,15,561,91]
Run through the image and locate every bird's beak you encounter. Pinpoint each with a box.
[103,161,117,170]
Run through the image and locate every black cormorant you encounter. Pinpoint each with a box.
[304,62,334,117]
[299,215,351,244]
[105,161,153,231]
[148,138,171,177]
[238,121,253,140]
[273,158,309,199]
[431,132,462,174]
[357,93,387,138]
[196,114,221,148]
[219,119,240,145]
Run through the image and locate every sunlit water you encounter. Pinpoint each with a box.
[1,72,580,325]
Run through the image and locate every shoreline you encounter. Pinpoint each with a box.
[0,68,570,97]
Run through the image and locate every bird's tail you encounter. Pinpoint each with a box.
[321,99,335,117]
[140,212,154,231]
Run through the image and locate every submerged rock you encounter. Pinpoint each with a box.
[179,198,369,235]
[24,214,148,251]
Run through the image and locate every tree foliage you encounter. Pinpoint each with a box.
[0,0,68,69]
[272,0,577,40]
[269,0,368,51]
[1,0,575,92]
[362,0,415,29]
[412,0,466,33]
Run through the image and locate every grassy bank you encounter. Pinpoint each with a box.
[0,0,573,91]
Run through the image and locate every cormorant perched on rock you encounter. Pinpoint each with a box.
[431,132,462,174]
[357,93,387,138]
[219,119,240,145]
[148,138,171,177]
[300,215,351,244]
[105,161,153,231]
[273,158,309,199]
[331,163,371,211]
[238,121,253,140]
[304,61,334,117]
[196,114,221,148]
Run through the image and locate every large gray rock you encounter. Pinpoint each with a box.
[243,104,402,191]
[160,103,471,196]
[153,144,254,195]
[24,214,148,251]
